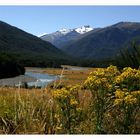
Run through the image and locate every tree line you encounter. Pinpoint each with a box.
[0,53,25,78]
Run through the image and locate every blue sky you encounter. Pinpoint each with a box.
[0,6,140,36]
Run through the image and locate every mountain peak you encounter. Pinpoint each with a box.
[57,26,93,35]
[40,25,93,48]
[75,25,93,34]
[39,25,93,37]
[58,28,72,35]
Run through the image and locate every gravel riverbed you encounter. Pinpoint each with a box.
[0,75,37,87]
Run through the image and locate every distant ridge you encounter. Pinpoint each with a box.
[61,22,140,60]
[0,21,70,68]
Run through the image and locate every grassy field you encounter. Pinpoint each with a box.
[0,86,92,134]
[0,66,140,134]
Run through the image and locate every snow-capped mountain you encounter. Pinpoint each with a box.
[58,28,72,35]
[40,25,93,49]
[75,25,93,34]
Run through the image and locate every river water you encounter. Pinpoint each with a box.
[0,66,88,88]
[25,71,58,88]
[25,66,88,88]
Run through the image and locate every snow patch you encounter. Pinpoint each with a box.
[58,28,72,35]
[75,25,93,34]
[38,33,48,37]
[40,25,93,37]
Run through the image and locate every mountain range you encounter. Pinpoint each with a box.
[40,22,140,62]
[40,25,93,49]
[0,21,71,68]
[0,20,140,72]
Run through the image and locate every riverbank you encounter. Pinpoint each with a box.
[0,75,37,87]
[0,66,92,87]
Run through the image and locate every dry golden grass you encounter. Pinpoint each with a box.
[0,67,114,134]
[0,86,92,134]
[0,87,53,134]
[27,66,97,86]
[0,66,139,134]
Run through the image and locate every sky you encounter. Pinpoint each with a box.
[0,6,140,36]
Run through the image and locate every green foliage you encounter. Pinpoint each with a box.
[0,53,25,78]
[118,42,140,68]
[0,21,75,68]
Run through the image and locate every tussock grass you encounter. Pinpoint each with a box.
[0,87,91,134]
[0,66,140,134]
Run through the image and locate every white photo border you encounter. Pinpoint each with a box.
[0,0,140,5]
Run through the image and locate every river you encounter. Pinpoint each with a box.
[0,66,87,88]
[25,71,58,88]
[25,66,87,88]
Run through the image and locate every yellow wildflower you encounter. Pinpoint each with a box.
[115,89,125,98]
[69,84,80,92]
[53,88,70,99]
[114,99,123,105]
[131,90,140,96]
[115,67,140,85]
[124,95,137,105]
[105,65,120,76]
[70,98,78,106]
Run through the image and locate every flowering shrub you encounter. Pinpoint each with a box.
[115,67,140,90]
[84,65,140,134]
[53,85,80,106]
[84,65,120,91]
[52,85,81,133]
[84,66,120,133]
[114,89,138,106]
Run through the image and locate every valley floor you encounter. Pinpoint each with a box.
[0,65,140,134]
